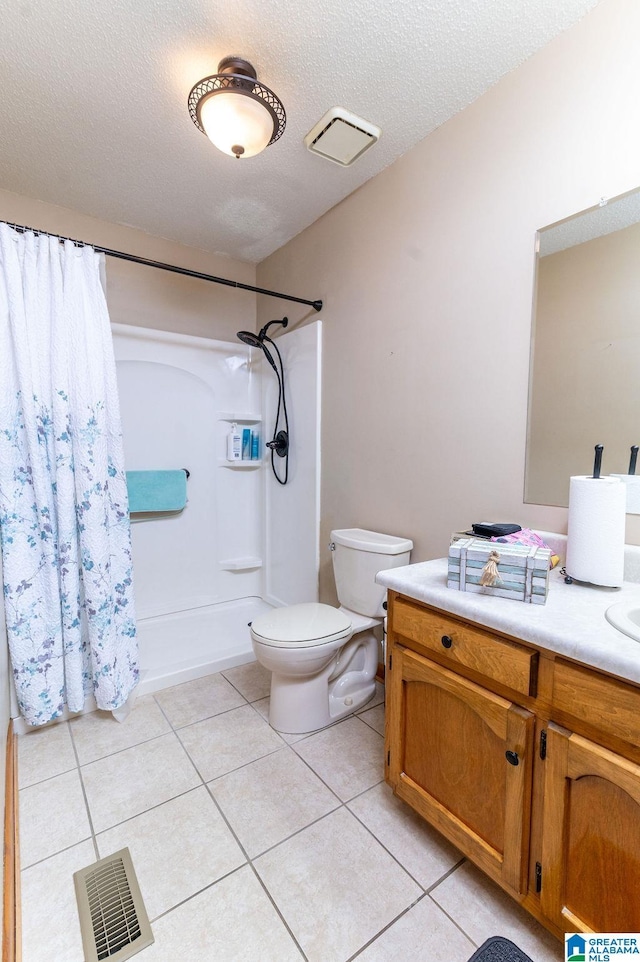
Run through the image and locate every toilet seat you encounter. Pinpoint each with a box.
[251,602,352,649]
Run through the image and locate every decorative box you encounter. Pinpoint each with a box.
[447,538,551,604]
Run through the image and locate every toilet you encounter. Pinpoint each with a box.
[250,528,412,734]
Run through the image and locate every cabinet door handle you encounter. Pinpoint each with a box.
[505,750,520,766]
[441,635,453,649]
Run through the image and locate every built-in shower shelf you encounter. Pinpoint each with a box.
[218,412,261,423]
[219,557,263,571]
[218,459,262,469]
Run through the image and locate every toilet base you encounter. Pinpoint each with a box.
[268,631,379,734]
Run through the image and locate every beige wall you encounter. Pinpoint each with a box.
[257,0,640,602]
[0,188,256,340]
[528,220,640,506]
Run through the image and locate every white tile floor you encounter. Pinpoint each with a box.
[18,663,564,962]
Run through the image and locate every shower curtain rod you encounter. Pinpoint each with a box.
[1,219,323,313]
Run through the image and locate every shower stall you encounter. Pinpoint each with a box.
[110,319,322,696]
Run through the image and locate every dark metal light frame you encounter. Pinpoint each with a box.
[188,57,286,149]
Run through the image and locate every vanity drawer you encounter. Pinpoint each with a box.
[392,597,536,697]
[553,660,640,747]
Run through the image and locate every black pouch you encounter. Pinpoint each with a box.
[472,522,522,539]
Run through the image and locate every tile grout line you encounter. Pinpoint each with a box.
[237,709,398,874]
[357,715,385,736]
[184,696,433,962]
[73,726,174,768]
[20,834,95,873]
[72,702,217,839]
[345,797,436,892]
[269,728,348,800]
[425,856,467,896]
[235,734,426,962]
[22,675,556,961]
[219,666,272,705]
[344,890,430,962]
[154,688,296,796]
[155,693,258,732]
[22,694,380,853]
[287,718,386,801]
[92,784,207,836]
[239,802,344,863]
[427,873,481,950]
[245,700,315,746]
[245,861,310,962]
[79,697,303,949]
[67,722,100,862]
[18,765,77,792]
[73,690,268,768]
[175,727,289,785]
[147,861,249,925]
[153,692,310,961]
[239,691,479,962]
[169,700,357,865]
[27,674,482,962]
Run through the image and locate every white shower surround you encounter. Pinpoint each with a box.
[111,320,322,695]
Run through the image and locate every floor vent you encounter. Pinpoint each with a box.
[73,847,154,962]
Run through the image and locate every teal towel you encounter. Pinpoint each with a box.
[126,470,187,514]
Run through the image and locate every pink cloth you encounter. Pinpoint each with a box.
[491,528,550,549]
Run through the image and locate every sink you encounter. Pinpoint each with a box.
[605,601,640,641]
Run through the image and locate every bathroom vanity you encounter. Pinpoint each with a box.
[377,559,640,940]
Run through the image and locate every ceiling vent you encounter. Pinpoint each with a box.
[304,107,381,167]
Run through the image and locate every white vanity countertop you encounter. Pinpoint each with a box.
[376,558,640,685]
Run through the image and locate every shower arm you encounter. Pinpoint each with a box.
[258,318,288,341]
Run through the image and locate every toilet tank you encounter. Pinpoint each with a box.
[330,528,413,617]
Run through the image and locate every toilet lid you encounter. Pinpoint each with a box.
[251,603,352,648]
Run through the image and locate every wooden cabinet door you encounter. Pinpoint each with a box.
[386,644,534,894]
[541,723,640,933]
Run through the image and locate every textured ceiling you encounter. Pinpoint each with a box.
[0,0,599,263]
[540,188,640,255]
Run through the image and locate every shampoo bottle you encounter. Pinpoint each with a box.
[242,427,251,460]
[227,423,241,461]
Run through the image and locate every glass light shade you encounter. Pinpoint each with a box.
[199,92,274,158]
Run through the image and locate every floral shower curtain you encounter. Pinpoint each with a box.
[0,224,138,726]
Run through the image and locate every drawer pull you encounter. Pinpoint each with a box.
[505,750,520,766]
[441,635,453,649]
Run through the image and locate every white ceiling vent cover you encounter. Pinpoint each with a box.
[304,107,381,166]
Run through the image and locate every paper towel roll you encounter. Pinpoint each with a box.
[566,475,626,587]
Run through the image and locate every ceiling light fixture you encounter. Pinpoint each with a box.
[188,56,286,160]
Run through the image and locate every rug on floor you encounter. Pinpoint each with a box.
[467,936,535,962]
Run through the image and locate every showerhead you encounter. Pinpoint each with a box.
[237,330,263,348]
[237,318,288,375]
[236,317,288,349]
[237,327,279,374]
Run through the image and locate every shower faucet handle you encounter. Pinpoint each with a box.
[265,430,289,458]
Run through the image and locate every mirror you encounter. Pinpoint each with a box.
[525,187,640,512]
